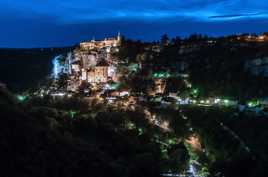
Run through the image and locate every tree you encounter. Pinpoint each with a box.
[161,34,169,47]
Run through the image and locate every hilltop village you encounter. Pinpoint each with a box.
[3,32,268,177]
[65,34,121,92]
[47,32,268,111]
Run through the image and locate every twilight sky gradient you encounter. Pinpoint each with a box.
[1,0,268,48]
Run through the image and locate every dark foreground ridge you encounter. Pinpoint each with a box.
[0,87,162,177]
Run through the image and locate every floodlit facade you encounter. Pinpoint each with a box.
[80,33,121,50]
[67,34,121,91]
[87,63,109,83]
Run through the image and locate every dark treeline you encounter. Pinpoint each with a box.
[0,48,72,92]
[0,88,191,177]
[182,106,268,177]
[116,34,268,100]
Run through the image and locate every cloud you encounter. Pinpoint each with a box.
[1,0,268,23]
[210,14,253,19]
[1,0,268,47]
[209,12,268,20]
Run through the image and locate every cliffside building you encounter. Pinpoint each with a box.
[80,33,121,51]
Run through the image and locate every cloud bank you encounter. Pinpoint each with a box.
[1,0,268,47]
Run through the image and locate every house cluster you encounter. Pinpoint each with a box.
[67,34,121,92]
[237,33,268,42]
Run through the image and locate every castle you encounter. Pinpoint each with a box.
[80,33,121,50]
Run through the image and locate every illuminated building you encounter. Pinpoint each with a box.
[238,33,268,42]
[66,35,121,92]
[154,78,166,94]
[80,33,121,50]
[87,61,109,83]
[82,53,97,68]
[81,69,87,81]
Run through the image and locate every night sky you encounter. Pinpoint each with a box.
[1,0,268,48]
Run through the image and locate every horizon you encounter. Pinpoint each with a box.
[1,0,268,48]
[1,31,268,49]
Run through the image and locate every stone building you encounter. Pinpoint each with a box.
[67,35,121,92]
[80,33,121,51]
[87,61,109,83]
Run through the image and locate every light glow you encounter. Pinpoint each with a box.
[52,55,62,79]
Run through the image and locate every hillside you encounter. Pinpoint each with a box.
[0,88,165,177]
[0,48,72,92]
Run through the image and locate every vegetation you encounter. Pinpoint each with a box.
[0,88,192,177]
[0,48,71,92]
[2,34,268,177]
[117,34,268,100]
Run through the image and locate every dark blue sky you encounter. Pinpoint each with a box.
[1,0,268,48]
